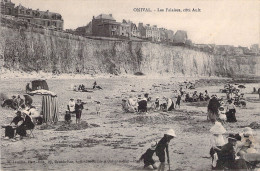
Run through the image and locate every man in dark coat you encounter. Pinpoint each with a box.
[207,95,220,123]
[216,134,247,170]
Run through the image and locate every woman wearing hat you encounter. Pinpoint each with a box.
[155,129,176,171]
[226,99,237,122]
[138,142,158,169]
[209,122,226,168]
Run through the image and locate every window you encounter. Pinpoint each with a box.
[48,21,50,26]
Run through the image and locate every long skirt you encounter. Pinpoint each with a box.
[208,110,217,123]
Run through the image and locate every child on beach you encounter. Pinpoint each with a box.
[64,110,71,123]
[138,142,158,169]
[156,129,176,171]
[96,101,101,116]
[175,94,181,109]
[75,99,84,124]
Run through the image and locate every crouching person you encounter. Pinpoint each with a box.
[138,142,158,170]
[64,110,71,123]
[16,111,35,139]
[216,134,248,170]
[156,129,176,171]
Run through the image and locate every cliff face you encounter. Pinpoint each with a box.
[0,26,259,77]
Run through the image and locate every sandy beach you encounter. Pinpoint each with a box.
[1,73,260,171]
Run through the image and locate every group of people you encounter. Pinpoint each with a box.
[72,81,102,92]
[209,121,260,170]
[122,93,181,114]
[66,98,101,124]
[66,98,85,124]
[1,94,33,110]
[207,94,238,123]
[3,109,36,141]
[184,90,210,102]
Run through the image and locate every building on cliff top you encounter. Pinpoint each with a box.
[92,14,122,37]
[75,22,92,36]
[138,23,160,42]
[1,0,63,30]
[1,0,15,16]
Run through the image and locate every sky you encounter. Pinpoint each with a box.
[11,0,260,47]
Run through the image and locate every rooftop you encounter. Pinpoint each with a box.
[95,14,115,21]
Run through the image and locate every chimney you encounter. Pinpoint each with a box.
[46,10,49,13]
[138,23,143,28]
[93,16,95,19]
[109,14,112,17]
[147,24,150,26]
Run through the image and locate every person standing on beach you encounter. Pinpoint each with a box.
[68,98,75,113]
[75,99,84,124]
[96,101,101,116]
[207,95,220,123]
[175,94,181,109]
[226,99,237,122]
[156,129,176,171]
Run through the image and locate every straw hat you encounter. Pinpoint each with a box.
[166,129,176,137]
[243,127,253,136]
[210,122,226,134]
[156,96,159,99]
[150,141,157,150]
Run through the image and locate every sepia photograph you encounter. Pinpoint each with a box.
[0,0,260,170]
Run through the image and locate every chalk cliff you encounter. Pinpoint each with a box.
[0,26,259,77]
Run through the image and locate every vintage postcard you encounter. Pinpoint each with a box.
[0,0,260,170]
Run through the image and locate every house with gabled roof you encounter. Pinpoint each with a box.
[1,0,63,30]
[92,14,121,37]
